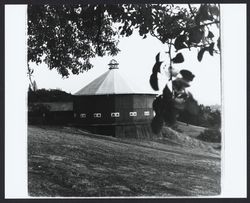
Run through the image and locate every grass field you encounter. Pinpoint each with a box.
[175,121,207,137]
[28,125,221,197]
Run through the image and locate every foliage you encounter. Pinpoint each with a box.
[28,4,220,77]
[151,83,200,134]
[178,104,221,128]
[29,103,51,114]
[197,128,221,143]
[28,88,72,103]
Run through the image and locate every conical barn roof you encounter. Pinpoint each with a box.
[75,60,155,96]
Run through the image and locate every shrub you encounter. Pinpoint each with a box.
[28,88,72,103]
[29,103,51,114]
[197,129,221,143]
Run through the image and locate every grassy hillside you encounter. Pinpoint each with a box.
[175,121,207,137]
[28,125,221,197]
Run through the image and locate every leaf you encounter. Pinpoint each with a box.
[197,47,207,62]
[196,4,214,22]
[143,35,147,39]
[152,61,162,74]
[152,95,163,113]
[188,28,204,44]
[174,35,187,50]
[207,31,214,39]
[209,5,220,17]
[172,53,184,63]
[139,25,148,36]
[170,28,182,39]
[217,37,220,51]
[180,69,195,81]
[155,52,160,63]
[208,42,215,56]
[125,28,133,37]
[149,73,159,91]
[162,84,172,100]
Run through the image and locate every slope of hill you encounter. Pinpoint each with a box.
[175,121,207,137]
[28,125,221,197]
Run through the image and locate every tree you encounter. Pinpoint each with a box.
[28,88,72,103]
[28,84,33,92]
[28,4,220,132]
[178,104,221,128]
[33,80,38,91]
[28,4,220,77]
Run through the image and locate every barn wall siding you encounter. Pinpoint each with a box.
[73,94,156,126]
[28,111,74,125]
[28,94,156,137]
[74,95,116,125]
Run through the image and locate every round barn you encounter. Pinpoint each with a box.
[73,59,156,137]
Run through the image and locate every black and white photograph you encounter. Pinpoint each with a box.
[3,3,247,199]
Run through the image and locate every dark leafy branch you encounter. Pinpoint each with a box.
[28,4,220,78]
[147,4,220,133]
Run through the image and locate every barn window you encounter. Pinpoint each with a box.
[94,113,101,118]
[80,113,86,118]
[111,112,120,117]
[129,112,137,117]
[144,111,150,116]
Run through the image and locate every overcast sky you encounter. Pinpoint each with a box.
[29,15,221,106]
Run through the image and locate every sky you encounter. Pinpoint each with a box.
[29,15,221,106]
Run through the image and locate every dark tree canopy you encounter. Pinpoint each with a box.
[28,4,220,77]
[28,88,72,103]
[178,104,221,128]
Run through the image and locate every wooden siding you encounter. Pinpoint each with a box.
[73,94,156,126]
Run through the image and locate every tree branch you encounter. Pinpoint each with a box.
[188,4,195,18]
[27,65,34,90]
[167,39,175,94]
[199,20,220,27]
[150,31,163,42]
[95,7,104,55]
